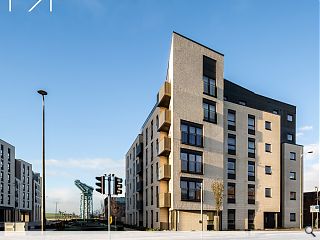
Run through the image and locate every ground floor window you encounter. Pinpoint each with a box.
[290,213,296,222]
[228,209,235,230]
[248,210,255,229]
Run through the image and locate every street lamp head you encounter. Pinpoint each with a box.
[307,150,314,154]
[37,90,48,96]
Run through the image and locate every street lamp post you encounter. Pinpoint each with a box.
[315,186,319,229]
[300,150,313,229]
[37,90,47,231]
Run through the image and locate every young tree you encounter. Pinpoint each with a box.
[211,179,224,217]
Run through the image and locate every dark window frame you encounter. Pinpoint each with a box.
[180,149,203,175]
[248,210,255,230]
[203,99,217,124]
[181,120,203,148]
[265,188,272,198]
[248,138,255,158]
[228,134,236,155]
[290,152,296,161]
[248,161,255,181]
[227,182,236,203]
[248,184,255,204]
[265,121,272,130]
[289,171,296,180]
[265,143,272,153]
[227,110,236,131]
[203,75,217,98]
[248,115,255,135]
[228,209,236,230]
[290,191,296,200]
[265,166,272,175]
[290,213,296,222]
[227,158,236,180]
[180,177,202,202]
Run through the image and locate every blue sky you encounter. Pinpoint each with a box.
[0,0,318,213]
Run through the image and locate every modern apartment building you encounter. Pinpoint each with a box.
[125,32,303,230]
[32,172,41,222]
[0,139,16,222]
[15,159,33,222]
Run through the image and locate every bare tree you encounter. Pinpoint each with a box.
[211,179,224,217]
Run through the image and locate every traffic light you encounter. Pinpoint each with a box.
[95,176,105,194]
[114,177,123,195]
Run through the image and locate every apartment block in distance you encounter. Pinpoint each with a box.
[125,32,303,230]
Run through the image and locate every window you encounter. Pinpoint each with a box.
[287,114,293,122]
[156,115,159,130]
[156,212,159,222]
[287,134,293,141]
[248,138,255,158]
[265,166,272,175]
[156,139,159,155]
[248,184,255,204]
[248,115,255,135]
[289,171,296,180]
[181,121,203,147]
[228,110,236,131]
[228,134,236,155]
[227,158,236,180]
[203,76,216,97]
[290,152,296,161]
[227,183,236,203]
[265,188,272,198]
[265,143,271,152]
[151,186,153,205]
[146,211,148,227]
[228,209,235,230]
[203,99,217,123]
[180,149,203,174]
[145,189,148,206]
[151,164,153,184]
[151,120,154,140]
[156,186,159,207]
[146,168,148,186]
[145,148,148,166]
[248,210,255,230]
[0,145,3,158]
[151,142,153,161]
[265,121,271,130]
[156,162,159,180]
[239,100,246,106]
[290,192,296,200]
[290,213,296,222]
[248,161,255,181]
[180,178,202,201]
[146,128,148,146]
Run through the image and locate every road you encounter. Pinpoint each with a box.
[0,230,319,239]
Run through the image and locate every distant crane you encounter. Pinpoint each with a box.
[74,180,94,220]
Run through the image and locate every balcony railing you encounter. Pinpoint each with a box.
[136,143,143,158]
[158,164,171,181]
[136,181,143,192]
[157,82,171,108]
[158,137,171,157]
[158,109,171,132]
[136,162,143,175]
[159,192,171,208]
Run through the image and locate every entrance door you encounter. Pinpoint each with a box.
[264,212,275,229]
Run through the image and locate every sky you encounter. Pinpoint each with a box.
[0,0,319,214]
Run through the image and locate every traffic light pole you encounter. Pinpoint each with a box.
[107,174,111,233]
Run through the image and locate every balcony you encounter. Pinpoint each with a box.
[136,143,143,158]
[136,181,143,192]
[157,82,171,108]
[158,137,171,157]
[158,164,171,181]
[136,162,143,175]
[158,109,171,132]
[136,200,143,211]
[159,192,171,208]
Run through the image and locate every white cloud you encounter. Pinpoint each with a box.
[299,125,313,132]
[304,162,320,192]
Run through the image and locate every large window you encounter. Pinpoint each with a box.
[227,158,236,180]
[227,183,236,203]
[248,161,255,181]
[248,210,255,230]
[289,171,296,180]
[203,76,216,97]
[248,115,255,135]
[203,99,217,123]
[180,149,203,174]
[228,209,235,230]
[228,134,236,155]
[228,110,236,131]
[181,121,203,147]
[248,184,255,204]
[248,138,255,158]
[180,178,202,201]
